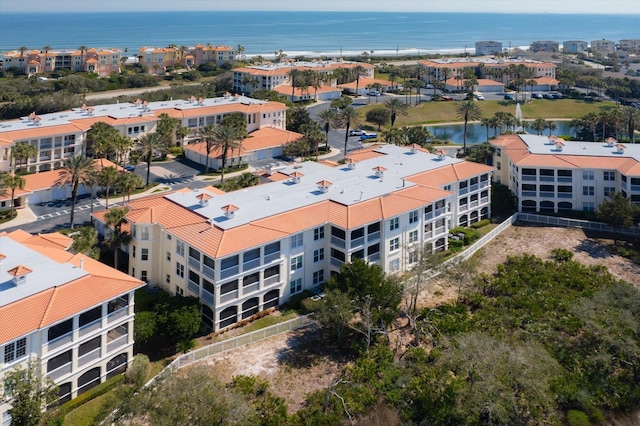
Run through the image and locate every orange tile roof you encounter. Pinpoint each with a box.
[338,77,392,90]
[273,85,342,97]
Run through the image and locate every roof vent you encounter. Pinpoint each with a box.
[221,204,238,219]
[615,143,626,154]
[408,144,421,154]
[196,193,212,206]
[435,149,447,160]
[554,140,565,152]
[345,158,358,169]
[317,180,333,193]
[8,264,33,285]
[546,135,559,145]
[372,166,387,178]
[290,171,304,183]
[605,137,617,147]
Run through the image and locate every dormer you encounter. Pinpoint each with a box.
[345,158,358,169]
[605,137,617,147]
[196,193,212,206]
[289,171,304,183]
[372,166,387,178]
[615,143,626,154]
[86,107,94,116]
[8,264,33,285]
[221,204,238,219]
[198,97,204,105]
[316,180,332,193]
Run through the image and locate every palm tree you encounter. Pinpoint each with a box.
[352,65,367,96]
[18,46,28,73]
[620,105,639,143]
[112,135,133,166]
[10,142,37,173]
[338,107,362,158]
[384,98,409,127]
[118,172,143,203]
[136,132,167,185]
[2,174,25,217]
[530,118,548,135]
[456,100,482,155]
[56,155,96,229]
[545,121,558,136]
[104,207,131,271]
[236,44,245,61]
[210,125,241,183]
[42,45,52,72]
[382,127,404,145]
[480,117,492,141]
[287,69,301,101]
[78,45,87,71]
[98,166,120,209]
[318,109,338,152]
[198,123,218,175]
[175,126,190,147]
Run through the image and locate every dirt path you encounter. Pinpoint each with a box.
[195,223,639,412]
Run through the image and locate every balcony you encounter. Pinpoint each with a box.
[46,332,73,352]
[48,362,72,381]
[107,334,128,354]
[202,264,214,280]
[557,177,572,183]
[459,187,469,195]
[480,180,490,189]
[77,347,101,368]
[480,197,489,204]
[220,290,238,304]
[424,211,434,221]
[522,191,536,197]
[521,175,536,181]
[107,307,128,324]
[470,200,479,208]
[263,274,280,287]
[201,288,214,306]
[331,236,346,249]
[78,319,102,338]
[424,230,433,238]
[330,258,344,268]
[264,251,280,264]
[539,192,555,198]
[367,253,380,263]
[350,236,365,249]
[220,266,239,280]
[367,231,380,243]
[459,204,468,212]
[435,207,447,217]
[539,176,554,182]
[243,282,260,294]
[187,280,199,295]
[469,183,479,192]
[435,226,446,235]
[243,258,260,271]
[557,193,572,199]
[188,257,200,269]
[631,185,640,192]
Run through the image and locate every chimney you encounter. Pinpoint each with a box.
[436,149,447,160]
[372,166,387,178]
[554,140,565,152]
[408,144,420,154]
[8,264,33,285]
[221,204,239,219]
[316,180,333,193]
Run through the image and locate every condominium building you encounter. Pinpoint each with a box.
[0,95,288,173]
[93,144,494,332]
[475,41,503,56]
[591,39,616,53]
[490,134,640,214]
[619,39,640,52]
[562,41,588,53]
[530,40,560,53]
[138,44,235,75]
[2,47,122,76]
[0,230,144,424]
[232,60,374,97]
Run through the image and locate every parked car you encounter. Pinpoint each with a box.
[532,93,543,99]
[543,93,555,99]
[442,95,454,101]
[475,93,485,100]
[368,90,381,96]
[123,165,136,172]
[504,94,514,100]
[551,93,563,99]
[349,129,364,136]
[360,131,378,140]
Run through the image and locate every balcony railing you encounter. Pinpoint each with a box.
[202,264,215,280]
[470,200,479,208]
[368,253,380,263]
[522,191,536,197]
[107,307,128,324]
[201,288,214,306]
[243,258,260,271]
[557,193,573,198]
[77,347,101,368]
[47,362,72,381]
[263,252,280,264]
[78,320,102,338]
[107,334,128,354]
[220,290,238,304]
[631,185,640,192]
[330,258,344,268]
[557,177,572,183]
[264,274,280,287]
[424,211,434,221]
[469,183,479,192]
[46,332,73,352]
[539,192,555,198]
[480,197,489,204]
[187,280,199,295]
[539,176,554,182]
[435,226,446,235]
[350,236,365,249]
[480,180,489,189]
[435,207,447,217]
[188,257,200,269]
[459,187,469,195]
[459,204,468,212]
[424,230,433,238]
[243,282,260,294]
[331,236,346,249]
[521,175,536,181]
[220,266,239,280]
[367,231,380,242]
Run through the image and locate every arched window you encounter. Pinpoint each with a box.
[242,298,260,319]
[219,306,238,329]
[263,289,280,310]
[106,353,128,379]
[77,367,101,395]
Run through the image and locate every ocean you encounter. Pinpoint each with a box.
[0,11,637,58]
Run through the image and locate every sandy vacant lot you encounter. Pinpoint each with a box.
[196,223,639,412]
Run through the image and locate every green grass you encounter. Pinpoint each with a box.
[359,98,617,128]
[62,392,114,426]
[240,310,299,334]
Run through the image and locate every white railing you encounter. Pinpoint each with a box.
[263,274,279,287]
[77,347,101,367]
[107,308,128,324]
[107,334,128,354]
[47,362,72,381]
[220,290,238,304]
[46,332,73,352]
[79,320,102,338]
[517,213,640,237]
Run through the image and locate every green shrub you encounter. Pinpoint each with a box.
[448,239,464,250]
[168,146,184,156]
[566,410,590,426]
[470,219,490,229]
[126,354,150,389]
[58,374,125,413]
[448,227,480,245]
[283,290,315,312]
[551,248,574,263]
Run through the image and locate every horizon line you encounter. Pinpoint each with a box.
[2,10,638,15]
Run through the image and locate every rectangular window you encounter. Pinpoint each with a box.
[603,171,616,181]
[390,258,400,272]
[604,187,616,196]
[583,170,594,180]
[3,338,27,363]
[409,250,419,264]
[313,226,325,240]
[389,217,399,231]
[408,230,418,243]
[166,274,171,284]
[290,278,302,294]
[141,248,149,261]
[166,251,171,261]
[314,248,325,262]
[176,286,184,296]
[389,237,400,252]
[583,186,595,196]
[290,233,303,249]
[409,210,419,224]
[583,202,595,212]
[176,240,185,257]
[313,269,325,285]
[290,255,303,272]
[141,271,148,282]
[176,262,184,278]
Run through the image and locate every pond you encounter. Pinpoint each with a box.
[426,120,574,146]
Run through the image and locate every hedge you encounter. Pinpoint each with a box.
[448,227,480,245]
[58,374,125,414]
[470,219,490,229]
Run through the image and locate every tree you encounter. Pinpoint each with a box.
[337,106,362,158]
[545,120,558,136]
[2,173,25,217]
[199,123,219,175]
[64,226,99,259]
[78,45,88,71]
[287,68,301,100]
[97,166,120,209]
[104,207,131,270]
[365,108,390,131]
[11,142,37,173]
[317,108,339,151]
[175,125,190,147]
[118,172,143,202]
[56,154,96,229]
[352,65,368,96]
[111,135,133,166]
[136,132,167,186]
[312,289,354,347]
[597,192,640,244]
[1,359,58,426]
[301,122,326,159]
[210,125,242,182]
[530,117,548,135]
[87,121,119,163]
[620,105,639,143]
[456,100,482,155]
[156,112,180,146]
[383,98,408,127]
[42,45,52,72]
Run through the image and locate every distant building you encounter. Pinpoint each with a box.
[591,39,616,53]
[475,41,503,56]
[0,230,144,423]
[138,44,235,75]
[2,47,121,76]
[619,39,640,52]
[530,41,559,53]
[562,41,588,53]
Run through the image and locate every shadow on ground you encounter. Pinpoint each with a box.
[277,326,353,369]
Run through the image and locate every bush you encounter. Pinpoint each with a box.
[551,248,574,263]
[283,290,315,312]
[448,227,480,245]
[566,410,590,426]
[470,219,490,229]
[168,146,184,156]
[59,375,125,413]
[126,354,151,389]
[448,239,464,250]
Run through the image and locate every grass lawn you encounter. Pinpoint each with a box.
[359,99,617,128]
[62,392,115,426]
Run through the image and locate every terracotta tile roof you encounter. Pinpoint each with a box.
[8,264,33,277]
[338,77,392,90]
[273,85,342,97]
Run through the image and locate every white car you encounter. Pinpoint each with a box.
[368,90,381,96]
[349,129,364,136]
[475,93,485,100]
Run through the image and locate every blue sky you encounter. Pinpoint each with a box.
[2,0,639,13]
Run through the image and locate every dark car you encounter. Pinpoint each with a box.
[543,93,555,99]
[504,94,514,100]
[123,165,136,172]
[442,95,454,101]
[551,93,563,99]
[532,93,543,99]
[360,132,378,140]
